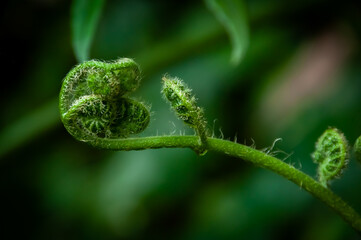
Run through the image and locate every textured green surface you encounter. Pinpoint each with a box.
[312,128,349,187]
[59,59,149,142]
[162,75,208,154]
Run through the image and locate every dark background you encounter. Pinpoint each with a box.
[1,0,361,239]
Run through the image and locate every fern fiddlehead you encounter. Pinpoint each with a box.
[59,58,150,145]
[59,59,361,234]
[312,128,349,187]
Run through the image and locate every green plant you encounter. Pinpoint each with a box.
[60,58,361,234]
[312,128,349,187]
[59,58,150,143]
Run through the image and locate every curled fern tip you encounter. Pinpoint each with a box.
[59,58,150,146]
[312,128,349,187]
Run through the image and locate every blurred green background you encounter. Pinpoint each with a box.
[1,0,361,239]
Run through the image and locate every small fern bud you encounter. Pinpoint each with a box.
[312,128,349,187]
[59,58,150,145]
[161,75,208,155]
[354,135,361,163]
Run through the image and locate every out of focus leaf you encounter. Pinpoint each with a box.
[0,99,59,158]
[71,0,105,62]
[205,0,249,65]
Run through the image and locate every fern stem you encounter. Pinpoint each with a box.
[91,135,361,233]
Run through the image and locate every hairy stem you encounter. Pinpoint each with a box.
[90,135,361,233]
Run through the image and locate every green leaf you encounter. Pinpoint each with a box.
[205,0,249,65]
[71,0,105,62]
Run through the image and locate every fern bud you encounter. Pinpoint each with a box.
[161,75,208,155]
[312,128,349,187]
[59,58,150,144]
